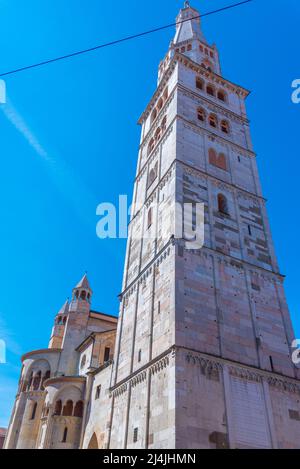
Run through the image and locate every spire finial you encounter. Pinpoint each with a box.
[184,1,190,8]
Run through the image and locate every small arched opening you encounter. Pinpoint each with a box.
[217,90,227,102]
[62,400,73,417]
[196,77,204,90]
[218,194,229,216]
[62,427,68,443]
[33,371,42,390]
[209,114,218,128]
[41,370,50,390]
[30,402,37,420]
[197,107,206,122]
[74,401,84,418]
[54,400,62,416]
[221,120,230,134]
[206,84,215,97]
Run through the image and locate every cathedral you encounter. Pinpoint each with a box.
[4,2,300,449]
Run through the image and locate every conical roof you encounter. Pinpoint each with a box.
[75,274,91,291]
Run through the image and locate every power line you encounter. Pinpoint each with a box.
[0,0,253,78]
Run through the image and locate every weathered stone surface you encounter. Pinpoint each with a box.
[4,3,300,451]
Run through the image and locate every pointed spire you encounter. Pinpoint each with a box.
[57,300,69,316]
[75,273,91,291]
[174,2,207,45]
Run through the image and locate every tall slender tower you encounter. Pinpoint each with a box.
[109,2,300,449]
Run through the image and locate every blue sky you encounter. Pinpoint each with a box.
[0,0,299,427]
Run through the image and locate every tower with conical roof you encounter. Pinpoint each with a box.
[56,274,93,375]
[108,2,300,449]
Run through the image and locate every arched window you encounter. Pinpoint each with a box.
[33,371,41,390]
[197,107,206,122]
[80,291,86,300]
[27,372,33,391]
[104,347,111,363]
[217,90,227,102]
[62,427,68,443]
[210,51,214,58]
[218,194,229,215]
[163,87,168,100]
[148,168,157,188]
[209,149,227,171]
[41,370,50,390]
[221,120,230,134]
[148,138,155,156]
[151,108,157,124]
[57,316,62,325]
[154,127,161,142]
[62,400,73,417]
[187,44,192,51]
[63,316,67,325]
[217,153,227,171]
[31,402,37,420]
[74,401,84,418]
[157,98,163,111]
[148,139,155,156]
[209,114,218,128]
[208,148,217,166]
[206,84,215,96]
[147,208,153,229]
[138,350,142,363]
[54,400,62,416]
[161,116,167,132]
[95,385,101,400]
[196,77,204,90]
[181,46,186,53]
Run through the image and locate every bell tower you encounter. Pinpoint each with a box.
[109,2,300,449]
[69,274,92,313]
[56,274,92,375]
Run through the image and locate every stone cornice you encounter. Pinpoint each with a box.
[130,156,265,235]
[177,82,250,125]
[21,348,61,362]
[178,158,265,203]
[136,113,256,187]
[175,52,250,98]
[179,116,256,158]
[110,347,174,397]
[110,346,300,398]
[44,376,86,387]
[182,347,300,392]
[138,52,250,125]
[180,243,284,283]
